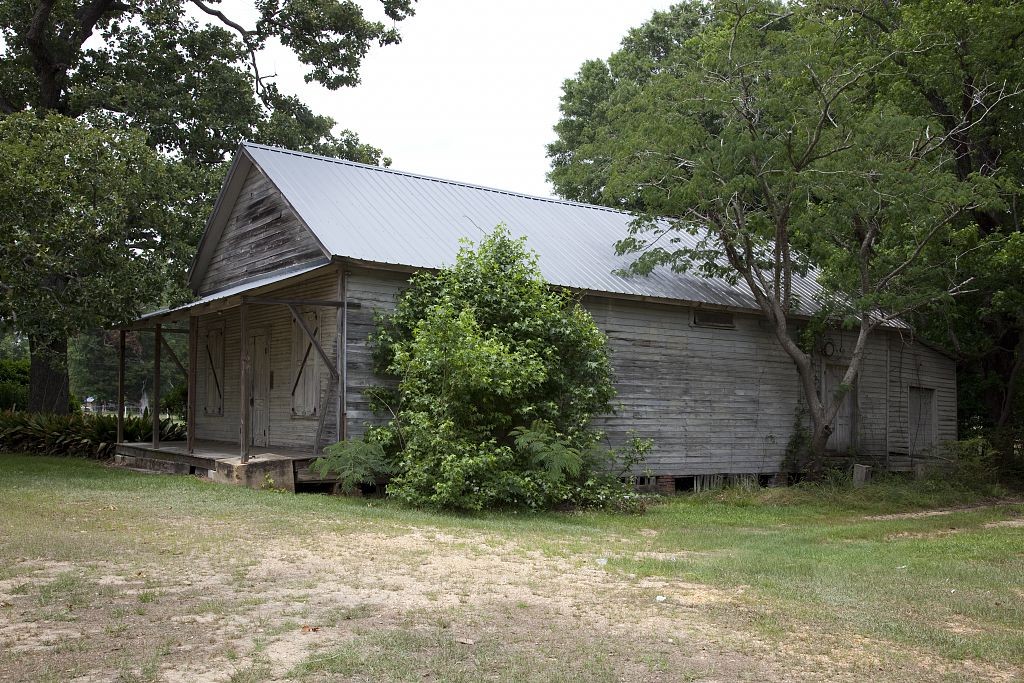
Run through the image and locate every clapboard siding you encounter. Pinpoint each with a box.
[198,166,325,295]
[344,269,409,439]
[810,329,891,460]
[887,336,957,469]
[585,297,802,475]
[339,275,910,476]
[193,260,956,476]
[194,268,341,451]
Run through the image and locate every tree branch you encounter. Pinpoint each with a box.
[189,0,271,102]
[25,0,56,62]
[875,208,963,292]
[70,0,126,46]
[190,0,254,38]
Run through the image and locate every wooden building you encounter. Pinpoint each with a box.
[115,143,956,491]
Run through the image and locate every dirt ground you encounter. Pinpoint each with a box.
[0,522,1016,683]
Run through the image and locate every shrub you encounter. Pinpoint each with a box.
[940,437,1005,487]
[0,358,29,411]
[309,439,395,494]
[161,384,187,419]
[0,358,29,385]
[0,382,28,411]
[317,226,646,511]
[0,410,185,459]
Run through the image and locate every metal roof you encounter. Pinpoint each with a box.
[241,142,824,314]
[138,262,329,324]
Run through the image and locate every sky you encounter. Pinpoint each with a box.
[255,1,674,198]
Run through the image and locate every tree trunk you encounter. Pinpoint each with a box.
[28,335,70,414]
[807,421,832,477]
[996,331,1024,432]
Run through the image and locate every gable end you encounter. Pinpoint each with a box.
[195,158,328,296]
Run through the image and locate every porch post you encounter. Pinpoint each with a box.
[239,304,251,463]
[116,329,125,444]
[337,268,346,441]
[152,323,161,450]
[187,315,197,454]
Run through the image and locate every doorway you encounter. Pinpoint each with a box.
[824,364,854,452]
[249,330,270,447]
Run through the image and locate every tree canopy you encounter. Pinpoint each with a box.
[0,0,416,412]
[0,0,411,160]
[547,0,1022,464]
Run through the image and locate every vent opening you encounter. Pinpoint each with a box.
[693,309,735,328]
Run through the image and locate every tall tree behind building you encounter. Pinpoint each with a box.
[548,0,1023,450]
[0,0,416,412]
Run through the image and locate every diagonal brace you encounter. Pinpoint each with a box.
[291,327,317,397]
[287,305,339,381]
[161,335,187,376]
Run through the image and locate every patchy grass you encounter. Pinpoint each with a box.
[0,453,1021,682]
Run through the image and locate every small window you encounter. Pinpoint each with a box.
[203,324,224,416]
[693,309,735,328]
[291,309,320,417]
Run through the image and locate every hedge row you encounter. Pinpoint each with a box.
[0,411,185,459]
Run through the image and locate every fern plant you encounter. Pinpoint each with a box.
[310,439,396,494]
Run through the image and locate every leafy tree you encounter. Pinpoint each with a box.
[548,2,711,207]
[68,329,186,408]
[548,0,1007,468]
[0,0,416,412]
[341,227,643,511]
[552,2,1024,458]
[837,0,1024,440]
[0,113,182,414]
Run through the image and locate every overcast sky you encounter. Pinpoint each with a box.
[257,1,673,198]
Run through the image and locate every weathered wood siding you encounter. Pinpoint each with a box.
[585,297,804,475]
[198,165,325,296]
[193,268,341,452]
[886,336,957,469]
[339,271,957,476]
[195,263,954,475]
[811,329,891,463]
[344,269,409,439]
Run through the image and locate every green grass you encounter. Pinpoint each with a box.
[288,626,622,683]
[1,453,1021,680]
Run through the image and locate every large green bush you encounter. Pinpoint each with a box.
[323,226,646,511]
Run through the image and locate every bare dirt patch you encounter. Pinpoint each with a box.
[983,518,1024,529]
[885,528,965,540]
[1,522,1014,683]
[864,501,1023,521]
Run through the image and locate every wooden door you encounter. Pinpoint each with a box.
[908,386,936,456]
[825,364,854,452]
[249,331,270,447]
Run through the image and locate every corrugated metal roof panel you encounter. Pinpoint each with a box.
[139,262,328,322]
[243,142,822,314]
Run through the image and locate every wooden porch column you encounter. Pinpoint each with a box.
[187,315,197,454]
[239,304,251,463]
[152,323,161,450]
[116,329,125,444]
[337,268,346,442]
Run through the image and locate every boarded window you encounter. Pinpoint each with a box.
[908,386,936,455]
[291,310,320,417]
[203,325,224,416]
[693,309,735,328]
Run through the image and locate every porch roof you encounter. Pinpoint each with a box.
[129,262,329,328]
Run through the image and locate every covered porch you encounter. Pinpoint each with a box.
[112,264,355,490]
